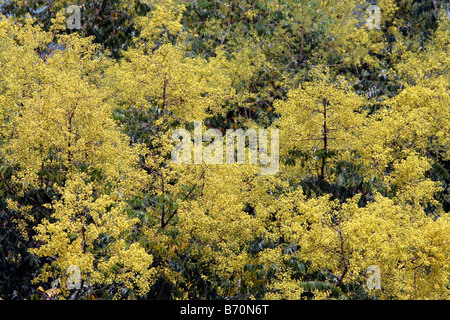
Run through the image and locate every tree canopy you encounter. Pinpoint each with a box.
[0,0,449,300]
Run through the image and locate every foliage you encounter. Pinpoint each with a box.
[0,0,449,300]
